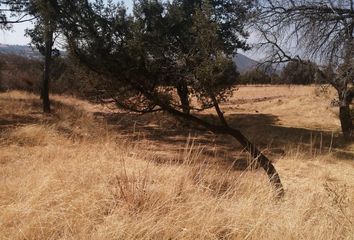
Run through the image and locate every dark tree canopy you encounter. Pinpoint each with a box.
[62,0,248,113]
[58,0,284,195]
[281,61,318,85]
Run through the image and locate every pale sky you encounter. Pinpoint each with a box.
[0,0,134,45]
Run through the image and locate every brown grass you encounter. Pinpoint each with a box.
[0,87,354,239]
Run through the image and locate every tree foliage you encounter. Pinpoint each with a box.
[58,0,284,194]
[63,0,247,113]
[281,61,318,85]
[0,0,63,113]
[239,69,269,84]
[0,0,32,28]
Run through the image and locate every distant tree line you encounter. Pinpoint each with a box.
[239,60,323,85]
[0,53,99,97]
[0,53,326,92]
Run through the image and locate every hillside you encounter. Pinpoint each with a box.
[233,53,259,73]
[0,87,353,239]
[0,44,259,72]
[0,44,41,59]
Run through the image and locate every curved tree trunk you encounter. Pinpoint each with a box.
[227,127,284,197]
[161,104,285,197]
[210,94,284,196]
[109,79,285,197]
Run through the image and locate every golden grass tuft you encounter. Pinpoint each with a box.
[5,125,59,147]
[0,88,354,239]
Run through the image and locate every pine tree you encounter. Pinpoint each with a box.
[60,0,284,196]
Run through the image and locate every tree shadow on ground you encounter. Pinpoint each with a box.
[226,113,344,149]
[2,95,352,169]
[92,109,353,165]
[0,114,39,131]
[0,97,44,131]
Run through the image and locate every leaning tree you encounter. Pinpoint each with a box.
[59,0,284,196]
[255,0,354,141]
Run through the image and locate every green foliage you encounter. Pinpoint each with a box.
[25,0,62,56]
[239,69,272,84]
[191,2,237,107]
[61,0,250,114]
[167,0,252,55]
[281,61,318,85]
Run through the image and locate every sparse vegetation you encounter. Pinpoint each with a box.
[0,0,354,239]
[0,87,354,239]
[256,0,354,140]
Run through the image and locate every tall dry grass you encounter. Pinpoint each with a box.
[0,90,354,239]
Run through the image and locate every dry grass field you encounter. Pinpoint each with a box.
[1,86,354,239]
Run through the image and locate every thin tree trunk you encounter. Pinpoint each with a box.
[130,85,285,197]
[176,80,190,115]
[42,28,53,113]
[227,127,284,197]
[211,95,228,127]
[161,104,285,197]
[211,95,284,196]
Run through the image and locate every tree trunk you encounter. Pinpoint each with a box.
[227,127,284,197]
[211,95,228,127]
[129,86,285,197]
[161,105,285,197]
[339,103,353,141]
[176,80,190,115]
[337,87,354,141]
[42,28,53,113]
[210,96,284,196]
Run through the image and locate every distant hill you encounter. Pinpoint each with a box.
[0,44,260,73]
[233,53,259,73]
[0,44,41,59]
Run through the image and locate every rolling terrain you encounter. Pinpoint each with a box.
[0,86,353,239]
